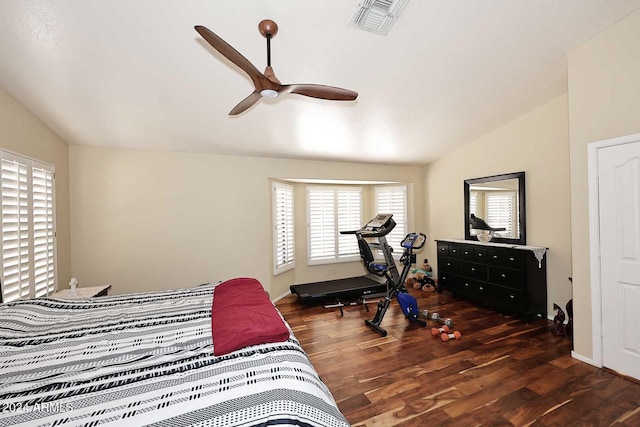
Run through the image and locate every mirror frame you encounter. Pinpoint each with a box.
[464,171,526,246]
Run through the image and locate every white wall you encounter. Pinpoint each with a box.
[0,86,71,291]
[567,7,640,360]
[69,145,425,297]
[424,94,572,317]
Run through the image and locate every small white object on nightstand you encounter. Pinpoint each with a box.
[69,278,78,297]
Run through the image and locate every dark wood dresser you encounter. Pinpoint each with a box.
[436,239,547,322]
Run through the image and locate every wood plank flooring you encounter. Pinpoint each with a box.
[276,287,640,426]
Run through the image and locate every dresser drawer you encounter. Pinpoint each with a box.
[438,242,461,259]
[448,243,461,258]
[438,272,461,290]
[488,266,523,289]
[461,244,488,262]
[440,258,460,273]
[488,247,523,268]
[460,245,474,260]
[437,241,449,257]
[486,285,523,309]
[460,262,487,280]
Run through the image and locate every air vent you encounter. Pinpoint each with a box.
[350,0,410,35]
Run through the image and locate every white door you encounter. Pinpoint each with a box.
[598,140,640,380]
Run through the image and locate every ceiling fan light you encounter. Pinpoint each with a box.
[260,89,279,98]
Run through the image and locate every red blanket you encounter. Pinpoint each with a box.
[211,278,290,356]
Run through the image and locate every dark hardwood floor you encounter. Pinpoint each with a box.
[276,287,640,426]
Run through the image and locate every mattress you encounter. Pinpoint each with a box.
[0,283,349,427]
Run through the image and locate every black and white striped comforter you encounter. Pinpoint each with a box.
[0,283,349,427]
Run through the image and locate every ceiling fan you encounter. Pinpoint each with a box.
[194,20,358,115]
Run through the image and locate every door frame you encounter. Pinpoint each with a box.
[588,132,640,367]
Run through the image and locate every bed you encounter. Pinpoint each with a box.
[0,280,349,427]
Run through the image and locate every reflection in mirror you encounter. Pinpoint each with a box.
[464,172,526,245]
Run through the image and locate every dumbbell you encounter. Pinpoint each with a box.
[419,309,431,320]
[441,331,462,342]
[430,312,454,328]
[430,325,449,336]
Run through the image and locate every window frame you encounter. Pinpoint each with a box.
[306,186,363,266]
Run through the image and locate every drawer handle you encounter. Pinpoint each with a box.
[479,287,484,291]
[447,263,451,266]
[493,255,498,259]
[501,274,506,278]
[509,257,515,261]
[510,295,515,299]
[478,253,483,257]
[452,249,457,253]
[464,283,469,287]
[471,267,475,271]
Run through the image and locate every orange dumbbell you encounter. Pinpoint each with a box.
[430,325,449,336]
[440,331,461,342]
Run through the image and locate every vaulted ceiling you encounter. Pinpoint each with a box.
[1,1,639,165]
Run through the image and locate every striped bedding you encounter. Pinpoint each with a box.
[0,283,349,427]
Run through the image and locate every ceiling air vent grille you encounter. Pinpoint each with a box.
[350,0,410,35]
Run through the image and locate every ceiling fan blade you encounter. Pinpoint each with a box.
[194,26,275,91]
[229,91,262,115]
[280,84,358,101]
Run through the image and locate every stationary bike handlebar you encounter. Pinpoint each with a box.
[400,233,427,250]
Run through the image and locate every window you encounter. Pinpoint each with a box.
[469,191,478,216]
[307,186,362,265]
[272,182,295,275]
[0,151,56,303]
[373,185,407,252]
[486,192,516,238]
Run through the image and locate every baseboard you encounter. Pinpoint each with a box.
[271,290,291,303]
[571,351,599,367]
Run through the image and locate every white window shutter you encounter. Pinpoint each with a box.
[374,185,407,252]
[486,192,515,238]
[1,157,30,302]
[273,182,295,275]
[469,191,478,216]
[0,151,56,302]
[307,188,335,261]
[32,165,55,297]
[337,189,362,257]
[307,186,362,264]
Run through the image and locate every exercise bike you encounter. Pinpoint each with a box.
[342,215,427,336]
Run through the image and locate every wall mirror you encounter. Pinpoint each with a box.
[464,171,526,245]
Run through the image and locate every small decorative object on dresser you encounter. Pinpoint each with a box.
[51,285,111,300]
[436,239,547,322]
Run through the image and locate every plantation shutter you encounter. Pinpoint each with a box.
[308,188,336,262]
[307,187,362,264]
[1,157,30,302]
[374,185,407,252]
[0,151,56,302]
[273,182,295,275]
[32,164,56,297]
[337,189,361,257]
[486,192,515,238]
[469,191,478,216]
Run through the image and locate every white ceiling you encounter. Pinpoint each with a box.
[1,1,639,166]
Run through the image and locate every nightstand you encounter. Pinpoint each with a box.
[50,285,111,300]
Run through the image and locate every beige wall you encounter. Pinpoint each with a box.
[69,145,425,298]
[567,8,640,360]
[424,94,572,318]
[0,86,71,291]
